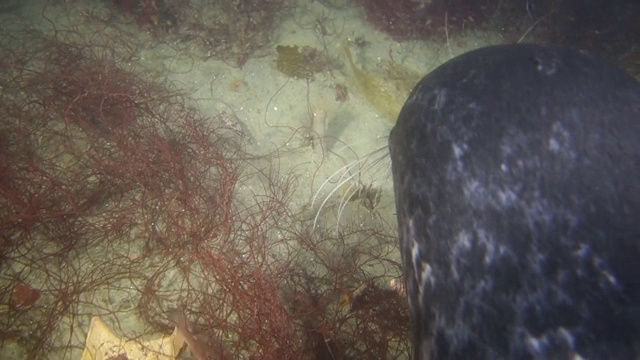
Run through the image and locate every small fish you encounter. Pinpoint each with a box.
[167,307,212,360]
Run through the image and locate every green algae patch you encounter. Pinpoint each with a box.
[275,45,332,79]
[343,45,421,123]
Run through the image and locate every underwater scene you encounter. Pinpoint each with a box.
[0,0,637,359]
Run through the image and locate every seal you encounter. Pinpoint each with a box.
[389,44,640,359]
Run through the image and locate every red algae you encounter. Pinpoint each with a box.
[11,283,41,307]
[0,5,408,359]
[359,0,495,41]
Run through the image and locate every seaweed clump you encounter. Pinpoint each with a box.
[275,45,334,79]
[342,44,419,122]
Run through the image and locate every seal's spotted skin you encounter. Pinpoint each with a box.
[389,44,640,359]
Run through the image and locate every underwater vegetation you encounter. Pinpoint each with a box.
[342,45,421,123]
[275,45,334,79]
[0,10,410,359]
[273,41,420,123]
[357,0,495,41]
[109,0,285,67]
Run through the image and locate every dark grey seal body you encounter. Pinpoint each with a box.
[389,44,640,359]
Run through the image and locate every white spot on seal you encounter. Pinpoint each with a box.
[407,217,434,298]
[498,188,518,206]
[452,143,465,159]
[421,263,433,288]
[525,327,578,356]
[434,89,448,111]
[593,256,618,286]
[454,230,472,250]
[558,327,575,349]
[548,121,575,160]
